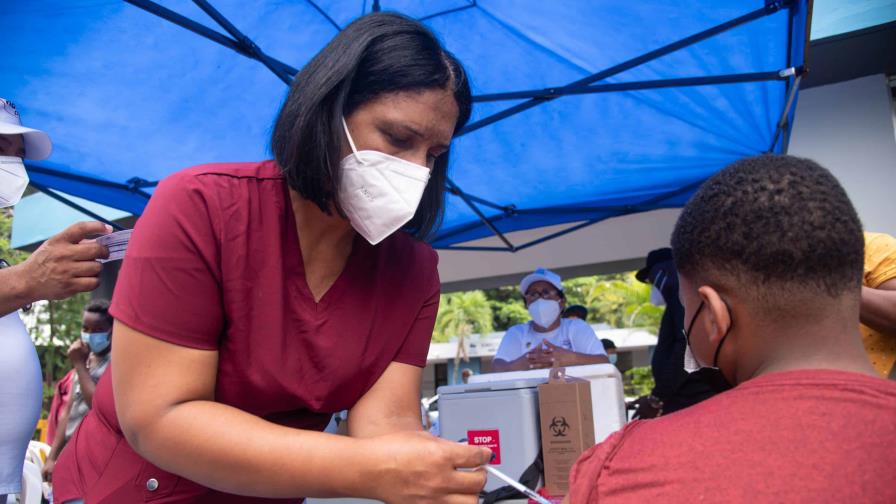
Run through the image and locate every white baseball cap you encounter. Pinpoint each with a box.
[519,267,563,295]
[0,98,52,160]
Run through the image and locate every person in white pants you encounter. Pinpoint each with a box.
[0,97,109,501]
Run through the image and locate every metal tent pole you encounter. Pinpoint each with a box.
[768,73,803,152]
[29,182,127,231]
[124,0,299,79]
[445,178,516,251]
[474,70,792,102]
[192,0,294,84]
[458,1,793,136]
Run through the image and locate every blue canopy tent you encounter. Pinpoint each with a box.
[3,0,810,254]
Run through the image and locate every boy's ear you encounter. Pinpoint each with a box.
[697,285,731,344]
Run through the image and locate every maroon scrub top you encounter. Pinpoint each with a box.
[54,161,440,503]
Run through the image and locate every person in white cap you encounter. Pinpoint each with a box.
[492,268,608,372]
[0,97,111,315]
[0,97,110,502]
[0,98,52,207]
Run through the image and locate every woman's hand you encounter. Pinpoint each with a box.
[67,339,90,365]
[362,431,492,504]
[19,221,110,300]
[542,340,610,367]
[527,345,557,369]
[41,457,55,482]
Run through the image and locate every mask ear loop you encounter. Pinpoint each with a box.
[682,301,704,373]
[341,117,364,164]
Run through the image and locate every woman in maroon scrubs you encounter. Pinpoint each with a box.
[53,13,491,504]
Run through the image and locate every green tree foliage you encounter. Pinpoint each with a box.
[580,273,664,334]
[433,291,493,383]
[433,291,493,343]
[482,286,529,331]
[624,366,656,396]
[30,294,90,417]
[492,302,530,332]
[0,208,28,264]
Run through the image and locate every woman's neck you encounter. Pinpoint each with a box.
[288,190,355,254]
[288,190,356,302]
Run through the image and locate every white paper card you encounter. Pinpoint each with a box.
[96,229,132,263]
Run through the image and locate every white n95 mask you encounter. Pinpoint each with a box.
[528,299,561,329]
[0,156,28,207]
[683,341,702,374]
[338,118,431,245]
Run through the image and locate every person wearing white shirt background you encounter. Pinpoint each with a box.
[492,268,609,372]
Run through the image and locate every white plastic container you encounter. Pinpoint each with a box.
[468,364,627,443]
[438,377,546,492]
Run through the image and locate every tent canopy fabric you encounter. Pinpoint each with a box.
[3,0,809,250]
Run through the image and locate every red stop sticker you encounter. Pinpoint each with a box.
[468,429,501,464]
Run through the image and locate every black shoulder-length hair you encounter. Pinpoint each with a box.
[271,12,472,241]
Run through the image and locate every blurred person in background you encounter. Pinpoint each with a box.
[562,304,588,321]
[494,268,608,372]
[859,231,896,378]
[600,339,618,366]
[627,248,717,419]
[43,300,114,482]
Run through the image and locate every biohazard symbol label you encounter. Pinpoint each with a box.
[549,416,570,437]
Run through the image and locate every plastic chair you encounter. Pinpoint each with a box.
[24,447,42,473]
[27,442,53,500]
[28,441,50,463]
[19,461,42,504]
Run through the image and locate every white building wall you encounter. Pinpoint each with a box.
[789,74,896,236]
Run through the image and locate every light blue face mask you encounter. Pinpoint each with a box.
[609,353,618,365]
[81,331,111,353]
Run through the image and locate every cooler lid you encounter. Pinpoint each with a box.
[437,377,547,396]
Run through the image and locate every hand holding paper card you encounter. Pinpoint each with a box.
[96,229,132,263]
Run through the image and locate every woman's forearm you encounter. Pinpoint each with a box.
[73,363,96,407]
[559,352,610,367]
[491,355,530,372]
[0,265,34,317]
[349,411,422,439]
[126,399,377,499]
[860,285,896,335]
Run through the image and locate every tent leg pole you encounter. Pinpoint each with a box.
[29,183,126,231]
[769,73,803,153]
[446,178,516,251]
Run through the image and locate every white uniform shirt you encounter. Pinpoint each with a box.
[494,318,606,362]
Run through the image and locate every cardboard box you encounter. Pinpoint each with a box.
[538,366,595,496]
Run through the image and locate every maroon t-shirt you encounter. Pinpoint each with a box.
[569,369,896,503]
[54,161,440,503]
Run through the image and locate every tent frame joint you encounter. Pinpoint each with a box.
[126,177,154,191]
[765,0,794,13]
